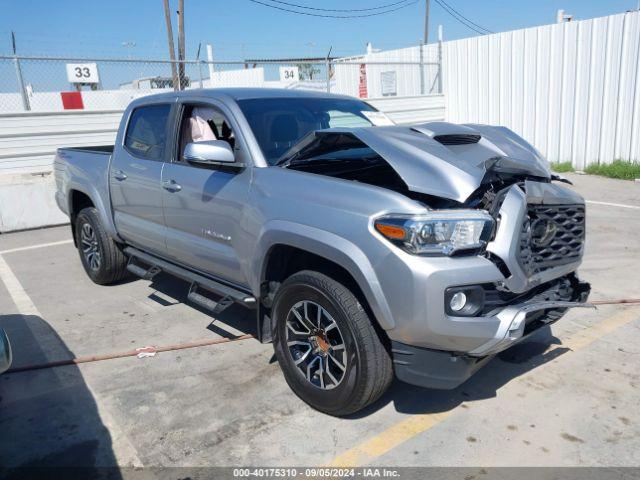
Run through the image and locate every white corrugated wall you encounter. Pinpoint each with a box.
[443,11,640,166]
[0,96,445,174]
[0,110,121,173]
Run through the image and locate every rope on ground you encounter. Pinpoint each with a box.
[6,334,255,374]
[5,298,640,375]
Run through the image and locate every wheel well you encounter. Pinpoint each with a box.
[69,190,94,244]
[260,244,388,343]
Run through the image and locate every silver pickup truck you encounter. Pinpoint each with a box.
[55,88,590,415]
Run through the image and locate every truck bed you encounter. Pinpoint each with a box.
[59,145,114,155]
[54,146,114,219]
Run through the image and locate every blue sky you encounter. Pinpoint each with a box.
[1,0,638,60]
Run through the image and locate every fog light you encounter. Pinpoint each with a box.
[450,292,467,312]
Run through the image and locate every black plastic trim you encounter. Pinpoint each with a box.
[391,341,492,390]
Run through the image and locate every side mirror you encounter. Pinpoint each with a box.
[0,328,12,374]
[184,140,236,166]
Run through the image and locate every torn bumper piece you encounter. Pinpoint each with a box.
[391,341,493,390]
[392,280,591,390]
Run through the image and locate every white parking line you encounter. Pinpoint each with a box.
[586,200,640,210]
[0,254,41,316]
[0,251,144,467]
[0,239,74,255]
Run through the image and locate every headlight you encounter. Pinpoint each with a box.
[374,211,494,256]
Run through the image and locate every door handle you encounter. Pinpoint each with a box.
[113,169,127,181]
[162,179,182,192]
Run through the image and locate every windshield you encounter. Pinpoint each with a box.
[236,97,378,165]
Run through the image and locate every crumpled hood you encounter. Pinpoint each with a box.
[341,122,551,202]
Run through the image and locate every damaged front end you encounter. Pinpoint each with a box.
[466,178,592,356]
[281,122,591,356]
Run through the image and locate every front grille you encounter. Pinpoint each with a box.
[519,204,585,276]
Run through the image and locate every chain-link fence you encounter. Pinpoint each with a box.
[0,52,441,113]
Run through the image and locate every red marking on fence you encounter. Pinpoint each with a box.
[358,63,368,98]
[61,91,84,110]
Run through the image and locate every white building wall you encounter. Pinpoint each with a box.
[443,11,640,165]
[332,44,440,98]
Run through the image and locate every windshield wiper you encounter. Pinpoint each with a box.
[276,149,304,167]
[285,156,381,168]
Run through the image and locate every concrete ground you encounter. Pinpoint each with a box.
[0,172,639,469]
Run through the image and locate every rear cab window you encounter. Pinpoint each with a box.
[124,104,172,160]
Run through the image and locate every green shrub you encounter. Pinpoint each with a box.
[551,161,575,173]
[584,160,640,180]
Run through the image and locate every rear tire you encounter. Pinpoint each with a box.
[272,270,393,416]
[75,207,128,285]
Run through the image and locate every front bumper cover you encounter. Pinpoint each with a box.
[467,277,591,357]
[392,279,591,389]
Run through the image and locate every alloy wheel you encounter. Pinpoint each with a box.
[80,222,101,271]
[285,300,348,390]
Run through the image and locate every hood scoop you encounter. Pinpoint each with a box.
[433,134,481,145]
[411,122,482,146]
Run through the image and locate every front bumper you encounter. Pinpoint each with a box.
[377,248,591,353]
[392,278,591,389]
[376,181,589,354]
[467,283,592,356]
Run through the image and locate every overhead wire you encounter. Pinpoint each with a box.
[245,0,419,18]
[258,0,414,12]
[433,0,493,35]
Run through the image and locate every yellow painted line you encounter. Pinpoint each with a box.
[326,307,639,467]
[329,411,454,467]
[556,307,639,351]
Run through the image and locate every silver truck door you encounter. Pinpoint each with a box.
[161,101,251,287]
[110,103,171,256]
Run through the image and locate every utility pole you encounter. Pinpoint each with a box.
[437,24,443,94]
[419,0,430,95]
[196,42,203,88]
[163,0,179,90]
[177,0,186,89]
[11,31,30,111]
[423,0,430,45]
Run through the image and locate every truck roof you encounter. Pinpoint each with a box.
[133,87,356,103]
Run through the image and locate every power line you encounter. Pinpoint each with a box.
[433,0,493,34]
[258,0,413,12]
[433,0,489,34]
[245,0,419,18]
[438,0,493,32]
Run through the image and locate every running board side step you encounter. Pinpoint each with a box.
[123,247,256,309]
[127,257,161,280]
[188,283,235,315]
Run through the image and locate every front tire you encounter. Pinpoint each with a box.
[75,207,128,285]
[272,270,393,416]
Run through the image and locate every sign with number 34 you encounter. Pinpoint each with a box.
[279,66,299,82]
[66,63,100,84]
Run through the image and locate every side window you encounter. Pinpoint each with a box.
[124,104,171,161]
[327,110,372,128]
[178,104,237,163]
